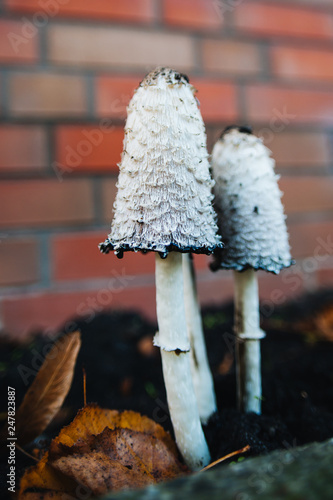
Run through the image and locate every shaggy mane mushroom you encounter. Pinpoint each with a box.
[100,67,222,469]
[211,126,293,414]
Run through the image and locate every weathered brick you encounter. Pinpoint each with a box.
[258,269,305,316]
[191,79,238,123]
[279,176,333,214]
[52,232,211,281]
[101,178,118,222]
[52,231,155,281]
[267,132,330,168]
[48,25,195,71]
[5,0,155,23]
[316,267,333,288]
[289,221,333,258]
[0,238,39,286]
[235,3,333,40]
[55,125,124,174]
[95,75,141,119]
[0,179,94,227]
[2,286,158,338]
[272,46,333,83]
[0,125,47,172]
[9,72,87,117]
[163,0,223,30]
[197,271,234,307]
[246,85,333,125]
[202,39,261,75]
[0,19,39,63]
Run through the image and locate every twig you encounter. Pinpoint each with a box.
[83,367,87,407]
[200,444,250,472]
[15,443,39,462]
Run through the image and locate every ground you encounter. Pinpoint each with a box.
[0,289,333,497]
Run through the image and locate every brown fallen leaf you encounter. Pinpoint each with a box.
[53,451,153,496]
[19,405,188,499]
[19,453,79,500]
[49,404,178,456]
[15,331,81,446]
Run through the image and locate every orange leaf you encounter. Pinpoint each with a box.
[50,404,177,456]
[19,405,187,498]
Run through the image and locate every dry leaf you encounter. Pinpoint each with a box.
[50,404,178,456]
[15,331,81,445]
[19,405,187,499]
[19,453,79,500]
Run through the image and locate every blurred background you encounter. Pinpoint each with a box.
[0,0,332,338]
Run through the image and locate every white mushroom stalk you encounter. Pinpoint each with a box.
[211,126,293,414]
[234,268,265,413]
[183,254,217,423]
[100,68,222,469]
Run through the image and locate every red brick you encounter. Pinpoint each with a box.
[191,79,238,123]
[279,176,333,214]
[246,85,333,125]
[55,126,124,174]
[267,132,330,168]
[2,286,157,338]
[202,39,261,76]
[288,221,333,258]
[5,0,155,23]
[197,271,234,307]
[0,179,94,227]
[0,19,38,63]
[193,254,210,271]
[0,125,47,172]
[316,267,333,288]
[196,267,304,311]
[9,72,87,117]
[257,269,305,314]
[52,232,155,281]
[272,46,333,83]
[48,25,195,71]
[52,233,211,282]
[235,3,333,40]
[163,0,223,30]
[96,75,141,119]
[0,238,39,286]
[102,178,118,223]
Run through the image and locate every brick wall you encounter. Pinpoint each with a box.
[0,0,333,338]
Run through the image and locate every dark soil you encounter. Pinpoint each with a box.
[1,289,333,497]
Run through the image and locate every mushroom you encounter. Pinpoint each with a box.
[210,126,293,414]
[100,68,222,469]
[183,253,217,423]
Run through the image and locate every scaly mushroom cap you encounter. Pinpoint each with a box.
[100,67,222,258]
[211,127,293,274]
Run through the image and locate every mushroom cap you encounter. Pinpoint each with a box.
[100,67,222,259]
[211,127,293,274]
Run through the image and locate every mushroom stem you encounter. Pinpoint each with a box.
[154,252,211,470]
[182,254,217,424]
[234,268,265,414]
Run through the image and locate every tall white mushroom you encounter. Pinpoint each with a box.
[211,126,293,414]
[100,68,222,470]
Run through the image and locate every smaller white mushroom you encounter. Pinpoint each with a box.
[211,126,293,414]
